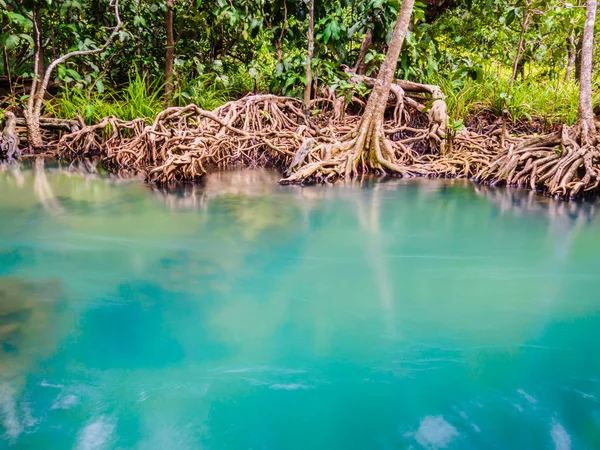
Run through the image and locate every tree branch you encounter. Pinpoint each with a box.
[33,0,123,114]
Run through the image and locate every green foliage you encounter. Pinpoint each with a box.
[436,75,584,125]
[1,0,598,128]
[47,75,164,123]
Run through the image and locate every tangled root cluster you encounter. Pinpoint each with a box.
[58,79,496,185]
[477,123,600,198]
[56,80,600,199]
[59,95,322,183]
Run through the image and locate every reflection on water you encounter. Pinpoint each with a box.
[0,164,600,449]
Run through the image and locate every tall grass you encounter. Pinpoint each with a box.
[431,75,592,126]
[172,74,231,110]
[47,71,255,124]
[48,69,594,129]
[48,75,170,124]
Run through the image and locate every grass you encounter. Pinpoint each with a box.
[432,74,599,126]
[47,68,596,130]
[46,75,164,124]
[46,69,259,124]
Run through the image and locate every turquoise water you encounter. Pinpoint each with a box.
[0,163,599,449]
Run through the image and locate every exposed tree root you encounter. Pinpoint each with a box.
[58,82,463,185]
[476,123,600,198]
[55,82,600,199]
[59,95,318,184]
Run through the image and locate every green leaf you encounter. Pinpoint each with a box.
[347,21,362,38]
[85,104,94,120]
[18,33,34,47]
[0,34,19,50]
[505,9,517,27]
[7,11,31,27]
[67,69,82,81]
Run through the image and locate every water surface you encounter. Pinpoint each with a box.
[0,163,599,449]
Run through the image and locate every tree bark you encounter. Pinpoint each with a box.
[361,0,415,131]
[343,0,416,175]
[303,0,314,108]
[25,4,45,148]
[565,34,576,81]
[33,6,45,81]
[509,9,530,92]
[575,32,584,81]
[354,28,373,75]
[577,0,597,135]
[165,0,175,98]
[3,48,12,96]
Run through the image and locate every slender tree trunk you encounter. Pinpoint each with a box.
[354,28,373,75]
[577,0,597,135]
[575,33,584,81]
[91,0,103,24]
[275,0,287,62]
[509,9,530,92]
[565,34,576,81]
[303,0,314,108]
[500,7,530,145]
[165,0,175,98]
[2,48,12,96]
[25,4,45,148]
[25,0,122,149]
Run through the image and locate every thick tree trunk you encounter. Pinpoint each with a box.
[165,0,175,98]
[304,0,315,108]
[577,0,597,136]
[361,0,415,132]
[342,0,417,176]
[565,34,576,81]
[354,28,373,75]
[282,0,422,183]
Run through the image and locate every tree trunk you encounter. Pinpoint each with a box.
[283,0,420,183]
[275,0,287,62]
[575,33,584,81]
[165,0,175,98]
[26,4,45,148]
[354,28,373,75]
[91,0,103,24]
[361,0,415,130]
[25,0,122,149]
[509,9,530,92]
[577,0,597,135]
[2,48,12,95]
[304,0,315,109]
[343,0,416,176]
[303,0,315,108]
[565,34,576,81]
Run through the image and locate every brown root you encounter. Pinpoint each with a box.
[58,77,456,185]
[477,124,600,198]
